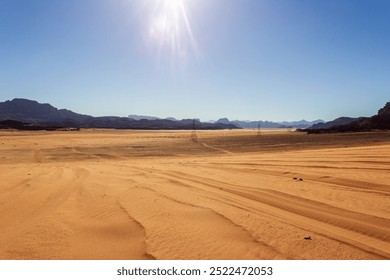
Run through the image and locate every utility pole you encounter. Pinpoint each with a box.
[256,122,261,138]
[190,119,198,142]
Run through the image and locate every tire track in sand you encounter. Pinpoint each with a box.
[118,182,284,259]
[48,164,152,260]
[144,168,390,259]
[1,163,152,259]
[1,165,87,259]
[201,143,234,155]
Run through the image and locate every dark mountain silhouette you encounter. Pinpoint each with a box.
[0,98,93,123]
[303,102,390,133]
[215,118,231,125]
[0,120,50,130]
[308,117,362,130]
[378,102,390,115]
[0,98,238,130]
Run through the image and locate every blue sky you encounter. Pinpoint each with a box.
[0,0,389,121]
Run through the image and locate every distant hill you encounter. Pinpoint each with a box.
[232,120,283,129]
[214,118,324,129]
[0,98,93,123]
[308,117,362,130]
[215,118,231,125]
[278,119,324,129]
[303,102,390,133]
[0,98,238,130]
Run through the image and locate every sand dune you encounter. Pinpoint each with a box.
[0,129,389,259]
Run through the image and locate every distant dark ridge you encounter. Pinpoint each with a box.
[0,119,235,131]
[301,101,390,133]
[308,117,362,130]
[0,98,93,123]
[0,98,239,130]
[0,120,63,131]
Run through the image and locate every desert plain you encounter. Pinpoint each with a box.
[0,129,389,260]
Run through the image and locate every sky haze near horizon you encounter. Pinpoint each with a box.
[0,0,389,122]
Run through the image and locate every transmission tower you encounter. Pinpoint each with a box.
[256,122,261,137]
[190,119,198,142]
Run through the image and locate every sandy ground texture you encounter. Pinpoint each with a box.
[0,129,389,260]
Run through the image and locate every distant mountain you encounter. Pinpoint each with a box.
[214,118,324,129]
[303,102,390,133]
[0,98,238,130]
[128,114,178,121]
[215,118,231,125]
[308,117,362,130]
[278,119,324,129]
[232,120,281,129]
[378,102,390,116]
[0,98,93,123]
[128,115,159,121]
[350,101,390,130]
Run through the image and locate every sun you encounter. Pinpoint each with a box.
[144,0,199,65]
[149,0,185,34]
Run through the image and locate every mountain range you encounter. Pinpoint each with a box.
[307,117,363,130]
[127,116,324,129]
[1,98,389,132]
[0,98,237,130]
[303,101,390,133]
[213,118,324,129]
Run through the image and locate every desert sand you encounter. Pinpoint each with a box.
[0,129,389,260]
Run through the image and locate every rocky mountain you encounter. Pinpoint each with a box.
[378,102,390,115]
[0,98,93,123]
[308,117,362,130]
[303,102,390,133]
[0,98,238,130]
[215,118,231,125]
[356,101,390,130]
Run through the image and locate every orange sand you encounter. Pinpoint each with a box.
[0,129,389,259]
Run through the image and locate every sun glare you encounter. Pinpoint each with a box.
[144,0,199,66]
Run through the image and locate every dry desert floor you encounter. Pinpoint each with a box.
[0,129,389,259]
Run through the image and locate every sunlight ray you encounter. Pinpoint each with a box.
[140,0,199,68]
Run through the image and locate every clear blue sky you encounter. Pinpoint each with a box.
[0,0,389,121]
